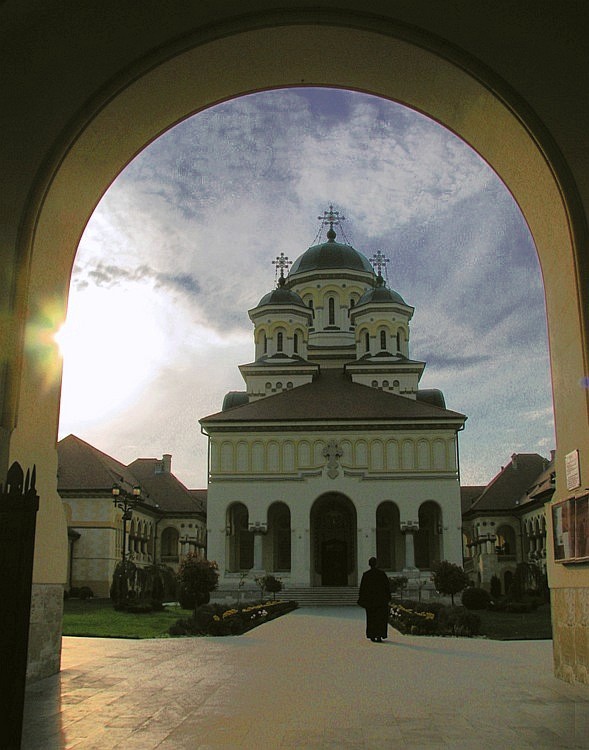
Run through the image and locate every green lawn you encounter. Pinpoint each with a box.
[477,604,552,640]
[62,598,193,638]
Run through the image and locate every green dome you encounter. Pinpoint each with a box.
[357,274,407,306]
[257,277,306,307]
[289,229,373,276]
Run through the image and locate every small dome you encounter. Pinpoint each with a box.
[289,230,373,276]
[257,277,306,307]
[357,274,407,306]
[222,391,249,411]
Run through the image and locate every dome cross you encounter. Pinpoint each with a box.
[318,204,346,232]
[369,250,390,279]
[272,252,292,283]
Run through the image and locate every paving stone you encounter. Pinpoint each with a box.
[22,608,589,749]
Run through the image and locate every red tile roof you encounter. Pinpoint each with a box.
[57,435,206,514]
[57,434,138,494]
[464,454,549,514]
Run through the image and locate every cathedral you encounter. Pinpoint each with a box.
[200,208,466,597]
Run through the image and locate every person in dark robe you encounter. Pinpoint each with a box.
[358,557,391,642]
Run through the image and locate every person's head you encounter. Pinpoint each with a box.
[368,557,377,568]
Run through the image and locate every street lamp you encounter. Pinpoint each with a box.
[112,484,141,564]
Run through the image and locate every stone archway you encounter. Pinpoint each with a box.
[3,11,588,682]
[311,494,357,587]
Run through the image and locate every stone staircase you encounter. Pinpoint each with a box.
[282,586,360,607]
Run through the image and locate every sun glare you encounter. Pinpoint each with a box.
[56,286,167,427]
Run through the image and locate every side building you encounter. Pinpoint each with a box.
[57,434,207,597]
[462,451,555,594]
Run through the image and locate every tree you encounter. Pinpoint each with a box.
[431,561,470,606]
[263,575,283,601]
[177,555,219,613]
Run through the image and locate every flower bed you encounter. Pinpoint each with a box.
[168,599,298,636]
[389,599,481,637]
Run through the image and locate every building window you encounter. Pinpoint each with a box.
[396,331,401,352]
[380,330,386,350]
[328,297,335,325]
[365,332,370,352]
[294,333,298,353]
[263,333,268,353]
[277,332,283,352]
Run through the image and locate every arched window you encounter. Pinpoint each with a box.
[396,331,401,352]
[268,503,291,571]
[277,331,283,352]
[263,333,268,353]
[328,297,335,325]
[227,503,254,572]
[376,502,401,571]
[293,333,298,353]
[380,330,386,350]
[365,332,370,352]
[415,501,442,569]
[161,527,179,561]
[496,525,516,556]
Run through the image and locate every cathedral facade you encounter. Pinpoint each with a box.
[200,209,466,595]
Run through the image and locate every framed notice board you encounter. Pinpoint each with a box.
[552,494,589,562]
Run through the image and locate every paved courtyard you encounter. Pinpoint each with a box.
[24,607,588,749]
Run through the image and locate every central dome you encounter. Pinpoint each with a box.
[289,229,373,276]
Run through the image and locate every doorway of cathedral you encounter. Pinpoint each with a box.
[311,494,357,587]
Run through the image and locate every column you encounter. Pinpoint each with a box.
[401,522,419,571]
[290,527,308,587]
[253,531,264,571]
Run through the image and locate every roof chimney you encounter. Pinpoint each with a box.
[511,453,518,469]
[550,449,556,463]
[162,454,172,473]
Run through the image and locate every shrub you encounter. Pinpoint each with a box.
[78,586,94,600]
[176,556,219,612]
[389,601,438,635]
[444,606,481,636]
[461,587,491,610]
[69,587,81,598]
[168,600,298,637]
[507,562,545,602]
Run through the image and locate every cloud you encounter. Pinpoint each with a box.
[83,261,200,296]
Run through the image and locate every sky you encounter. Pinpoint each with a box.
[56,87,555,489]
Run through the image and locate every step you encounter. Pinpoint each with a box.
[283,587,360,607]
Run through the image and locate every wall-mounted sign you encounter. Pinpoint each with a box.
[565,449,581,491]
[552,494,589,562]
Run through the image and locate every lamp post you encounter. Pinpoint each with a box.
[112,483,141,564]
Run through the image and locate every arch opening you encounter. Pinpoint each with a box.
[310,494,357,586]
[7,15,588,684]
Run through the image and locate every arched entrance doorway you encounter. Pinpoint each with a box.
[311,494,357,587]
[3,9,587,683]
